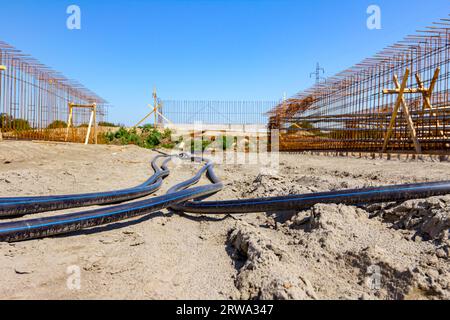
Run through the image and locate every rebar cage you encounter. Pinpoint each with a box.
[162,100,276,126]
[0,41,108,143]
[269,16,450,155]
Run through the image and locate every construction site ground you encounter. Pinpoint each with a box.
[0,141,449,300]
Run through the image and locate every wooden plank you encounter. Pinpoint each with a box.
[65,105,73,141]
[94,104,98,145]
[65,103,97,144]
[383,88,427,94]
[382,68,410,153]
[0,65,6,141]
[415,68,444,137]
[393,75,422,154]
[156,110,174,126]
[415,68,439,110]
[85,109,95,145]
[133,107,156,128]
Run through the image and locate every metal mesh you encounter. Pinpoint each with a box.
[269,17,450,155]
[0,41,108,143]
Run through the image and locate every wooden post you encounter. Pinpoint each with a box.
[134,109,156,128]
[0,66,5,141]
[93,103,98,145]
[65,103,74,141]
[133,88,174,129]
[382,69,411,153]
[393,74,422,154]
[415,68,443,137]
[66,102,97,144]
[382,68,422,154]
[153,87,158,127]
[85,109,95,145]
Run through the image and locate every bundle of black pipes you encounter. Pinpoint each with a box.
[1,152,450,242]
[0,154,174,217]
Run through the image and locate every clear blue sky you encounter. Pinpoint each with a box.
[0,0,449,125]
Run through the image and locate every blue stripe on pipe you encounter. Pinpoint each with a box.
[0,185,157,206]
[0,157,171,205]
[0,188,210,234]
[189,183,450,207]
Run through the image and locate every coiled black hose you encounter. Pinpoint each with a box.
[172,155,450,214]
[1,152,450,243]
[0,154,222,242]
[167,154,223,197]
[0,155,172,217]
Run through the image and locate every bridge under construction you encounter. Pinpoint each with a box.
[269,16,450,155]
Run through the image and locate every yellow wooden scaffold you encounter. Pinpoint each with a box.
[65,102,98,145]
[134,88,173,129]
[0,65,6,142]
[382,67,442,154]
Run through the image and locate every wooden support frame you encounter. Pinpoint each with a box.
[0,66,5,142]
[382,68,422,154]
[382,67,442,154]
[134,88,173,129]
[415,68,443,137]
[65,102,98,145]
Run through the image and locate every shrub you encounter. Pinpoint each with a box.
[219,136,235,150]
[0,113,12,130]
[98,121,118,127]
[102,127,177,149]
[47,120,67,129]
[191,139,212,152]
[0,114,31,131]
[11,119,31,131]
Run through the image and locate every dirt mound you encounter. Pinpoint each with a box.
[228,223,317,300]
[233,168,391,200]
[345,245,449,299]
[344,246,416,299]
[282,203,449,299]
[235,174,314,198]
[373,196,450,242]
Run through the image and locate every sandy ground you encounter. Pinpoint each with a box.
[0,141,448,300]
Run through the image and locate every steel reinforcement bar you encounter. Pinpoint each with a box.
[0,40,109,143]
[268,16,450,154]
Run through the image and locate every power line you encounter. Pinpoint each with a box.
[310,62,325,84]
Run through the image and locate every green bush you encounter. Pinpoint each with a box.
[0,113,12,130]
[47,120,67,129]
[98,121,119,127]
[219,136,235,150]
[11,119,31,131]
[191,139,212,152]
[103,127,177,149]
[0,114,31,131]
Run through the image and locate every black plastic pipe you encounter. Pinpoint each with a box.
[0,155,222,242]
[2,152,450,243]
[0,155,172,217]
[174,160,450,214]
